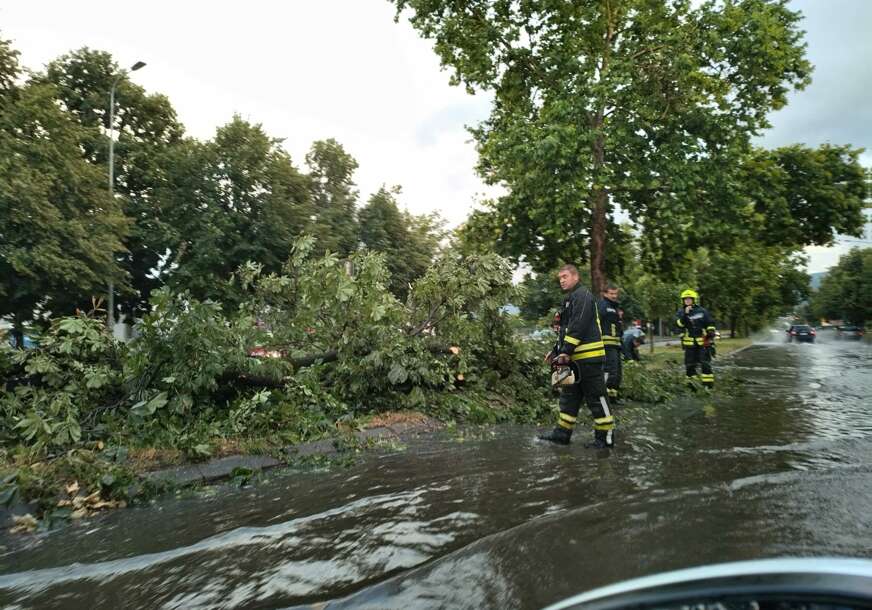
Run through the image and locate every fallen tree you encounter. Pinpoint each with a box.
[1,238,549,458]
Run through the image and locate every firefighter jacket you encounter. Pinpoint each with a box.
[552,284,605,363]
[674,304,716,347]
[598,297,623,350]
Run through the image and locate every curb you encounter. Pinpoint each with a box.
[141,420,440,488]
[720,342,755,359]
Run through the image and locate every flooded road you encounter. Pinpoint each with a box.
[1,339,871,609]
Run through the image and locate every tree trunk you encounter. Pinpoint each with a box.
[230,343,455,389]
[589,186,608,294]
[588,106,608,295]
[730,316,737,339]
[289,350,339,368]
[588,10,614,296]
[649,321,655,354]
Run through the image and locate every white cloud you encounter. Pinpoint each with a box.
[3,0,868,274]
[0,0,496,226]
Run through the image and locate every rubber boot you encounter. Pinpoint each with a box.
[537,427,572,445]
[584,429,614,449]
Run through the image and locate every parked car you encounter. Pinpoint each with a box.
[836,325,865,340]
[786,324,815,343]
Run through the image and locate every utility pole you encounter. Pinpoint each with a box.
[107,60,146,331]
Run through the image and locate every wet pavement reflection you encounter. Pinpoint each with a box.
[1,338,870,609]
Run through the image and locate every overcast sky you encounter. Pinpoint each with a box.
[1,0,869,274]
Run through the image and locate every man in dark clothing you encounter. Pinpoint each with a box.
[598,284,623,402]
[674,288,716,388]
[539,265,615,448]
[622,322,644,361]
[622,325,643,361]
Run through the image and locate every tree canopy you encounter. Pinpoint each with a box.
[812,248,872,325]
[0,38,127,338]
[358,186,445,299]
[43,48,184,316]
[1,39,446,327]
[393,0,814,291]
[307,138,361,257]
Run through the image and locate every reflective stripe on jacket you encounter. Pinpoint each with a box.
[674,304,716,347]
[598,297,623,348]
[557,284,605,363]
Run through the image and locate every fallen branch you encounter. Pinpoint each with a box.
[230,342,457,389]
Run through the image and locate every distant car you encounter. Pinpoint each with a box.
[836,325,865,341]
[786,324,815,343]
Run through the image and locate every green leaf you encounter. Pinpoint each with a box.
[0,484,19,507]
[388,364,408,385]
[58,318,85,334]
[190,443,212,458]
[130,391,168,417]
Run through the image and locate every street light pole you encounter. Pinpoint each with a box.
[107,60,146,331]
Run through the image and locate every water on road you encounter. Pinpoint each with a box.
[1,338,870,609]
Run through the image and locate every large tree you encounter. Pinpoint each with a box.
[306,139,360,256]
[733,144,867,249]
[812,248,872,326]
[0,39,127,341]
[358,186,444,298]
[43,48,184,316]
[161,117,313,303]
[393,0,811,291]
[693,244,809,336]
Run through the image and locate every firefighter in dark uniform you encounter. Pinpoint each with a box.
[674,289,716,388]
[539,264,615,448]
[598,283,623,402]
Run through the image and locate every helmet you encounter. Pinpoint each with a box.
[680,289,699,301]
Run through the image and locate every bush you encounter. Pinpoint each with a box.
[1,314,125,451]
[2,240,550,459]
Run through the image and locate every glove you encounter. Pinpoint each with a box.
[555,353,570,366]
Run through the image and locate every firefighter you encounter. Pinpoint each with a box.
[674,289,716,388]
[598,283,623,402]
[622,323,644,361]
[539,265,615,448]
